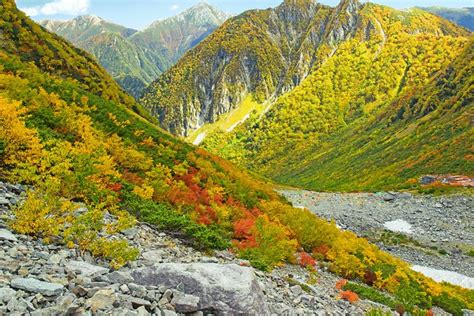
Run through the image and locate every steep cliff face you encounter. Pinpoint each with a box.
[140,0,409,136]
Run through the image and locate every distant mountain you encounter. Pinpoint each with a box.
[130,2,232,68]
[420,7,474,31]
[40,15,138,42]
[40,3,230,98]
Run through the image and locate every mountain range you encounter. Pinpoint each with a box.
[421,6,474,31]
[141,0,472,192]
[40,3,230,98]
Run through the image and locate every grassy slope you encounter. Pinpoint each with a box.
[276,39,474,191]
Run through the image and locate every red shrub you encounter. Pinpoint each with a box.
[299,252,317,267]
[364,269,377,286]
[107,182,123,193]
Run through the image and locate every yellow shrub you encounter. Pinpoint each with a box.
[10,190,74,242]
[133,184,154,200]
[0,96,43,177]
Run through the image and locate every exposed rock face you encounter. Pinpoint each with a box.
[131,263,269,314]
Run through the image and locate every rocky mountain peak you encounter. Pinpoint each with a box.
[337,0,361,10]
[73,15,105,26]
[147,2,229,29]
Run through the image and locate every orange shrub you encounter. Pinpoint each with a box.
[336,279,348,290]
[340,290,359,303]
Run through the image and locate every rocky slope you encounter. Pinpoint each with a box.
[420,7,474,31]
[129,2,231,69]
[40,3,229,98]
[0,181,393,315]
[3,1,474,314]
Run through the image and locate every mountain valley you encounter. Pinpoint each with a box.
[140,0,472,192]
[0,0,473,315]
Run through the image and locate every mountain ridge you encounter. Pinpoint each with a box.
[420,6,474,31]
[141,0,467,136]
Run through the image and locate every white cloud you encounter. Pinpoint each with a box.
[170,4,180,11]
[21,7,40,16]
[21,0,90,17]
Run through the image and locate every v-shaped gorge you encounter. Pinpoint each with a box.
[141,0,472,192]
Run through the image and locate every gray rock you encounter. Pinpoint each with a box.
[112,308,138,316]
[0,287,16,303]
[55,294,76,312]
[7,297,29,313]
[420,176,436,185]
[131,263,269,314]
[72,285,88,297]
[107,271,134,284]
[11,278,63,296]
[119,284,130,294]
[65,260,109,277]
[136,306,150,316]
[0,197,10,205]
[128,283,147,298]
[48,254,63,265]
[383,193,395,202]
[0,228,17,241]
[289,285,302,296]
[141,250,163,262]
[171,292,200,313]
[126,296,151,309]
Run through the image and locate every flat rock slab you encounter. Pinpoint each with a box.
[131,263,269,315]
[65,260,109,277]
[0,228,17,242]
[11,278,63,296]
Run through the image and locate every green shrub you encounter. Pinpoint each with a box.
[343,282,396,309]
[432,292,467,316]
[122,193,230,250]
[365,308,392,316]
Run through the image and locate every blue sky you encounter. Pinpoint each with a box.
[16,0,473,29]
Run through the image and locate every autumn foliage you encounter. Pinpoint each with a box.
[0,3,473,313]
[298,252,317,268]
[340,290,360,303]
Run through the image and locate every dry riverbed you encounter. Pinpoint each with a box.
[279,190,474,289]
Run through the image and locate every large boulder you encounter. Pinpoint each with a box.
[131,263,269,315]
